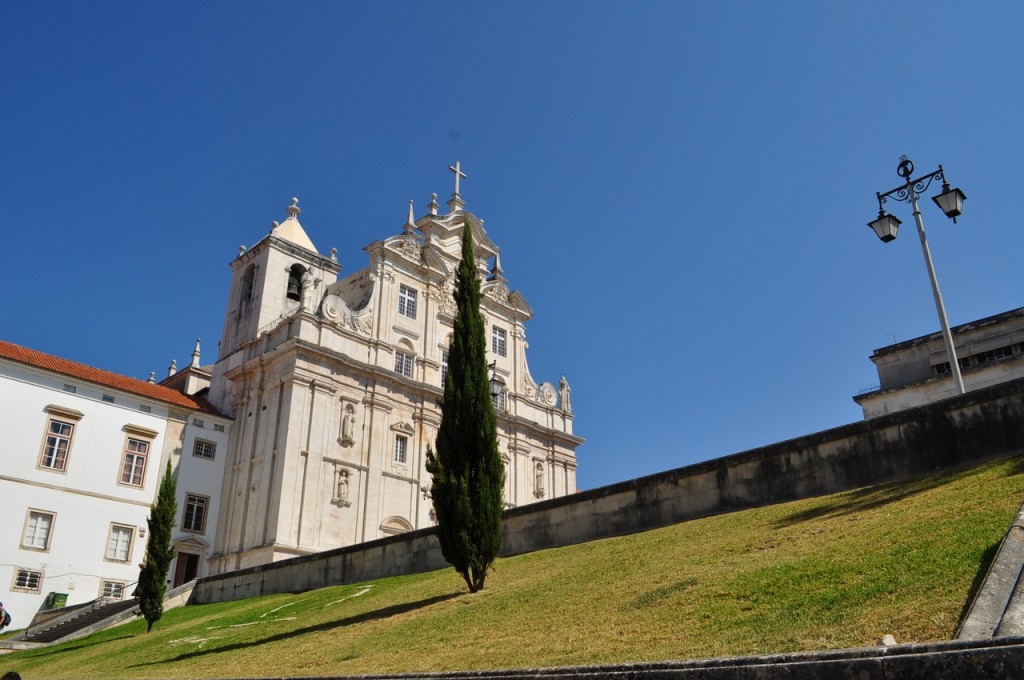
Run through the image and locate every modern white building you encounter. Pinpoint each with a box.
[854,306,1024,418]
[0,164,583,614]
[0,340,231,617]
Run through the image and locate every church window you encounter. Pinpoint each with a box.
[182,494,209,533]
[286,264,306,302]
[492,389,506,412]
[240,265,256,302]
[13,568,42,592]
[394,435,408,464]
[40,419,75,471]
[22,510,54,551]
[492,326,507,357]
[394,351,414,378]
[120,437,150,487]
[192,439,216,460]
[101,580,126,600]
[105,524,134,562]
[441,350,449,385]
[398,284,417,319]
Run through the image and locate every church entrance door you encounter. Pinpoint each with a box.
[173,553,200,587]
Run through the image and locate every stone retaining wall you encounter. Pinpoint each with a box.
[193,377,1024,605]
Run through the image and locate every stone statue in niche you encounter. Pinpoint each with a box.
[534,462,545,498]
[333,468,352,508]
[300,270,320,311]
[340,405,356,447]
[559,374,572,414]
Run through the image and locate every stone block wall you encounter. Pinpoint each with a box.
[192,377,1024,605]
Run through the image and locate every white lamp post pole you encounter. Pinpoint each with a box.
[868,156,968,396]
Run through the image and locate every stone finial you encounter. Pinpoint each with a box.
[167,359,177,377]
[286,197,301,219]
[404,200,416,233]
[491,252,504,278]
[191,338,201,368]
[330,247,338,262]
[239,245,246,256]
[147,371,156,384]
[270,220,279,234]
[428,193,439,216]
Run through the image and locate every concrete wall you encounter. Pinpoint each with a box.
[192,376,1024,605]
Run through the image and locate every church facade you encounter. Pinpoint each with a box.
[206,172,582,573]
[0,166,582,615]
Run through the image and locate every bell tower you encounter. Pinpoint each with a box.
[214,198,341,394]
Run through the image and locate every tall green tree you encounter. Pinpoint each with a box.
[138,461,177,632]
[426,221,505,592]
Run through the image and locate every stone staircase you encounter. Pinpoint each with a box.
[0,580,196,650]
[18,596,141,644]
[958,501,1024,639]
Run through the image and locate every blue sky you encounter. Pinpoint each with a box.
[2,3,1022,490]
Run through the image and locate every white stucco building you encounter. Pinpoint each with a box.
[0,164,582,614]
[0,341,231,617]
[854,306,1024,418]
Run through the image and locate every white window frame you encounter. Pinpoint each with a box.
[22,510,55,552]
[105,524,135,563]
[394,435,408,465]
[120,437,150,487]
[192,439,216,460]
[39,418,75,472]
[13,568,42,593]
[398,284,417,319]
[182,493,209,534]
[492,326,507,357]
[394,350,414,378]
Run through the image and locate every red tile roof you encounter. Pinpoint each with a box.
[0,340,227,417]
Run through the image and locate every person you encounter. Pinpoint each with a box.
[0,602,11,632]
[2,672,22,680]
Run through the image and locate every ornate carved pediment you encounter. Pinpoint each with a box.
[321,294,374,335]
[390,421,415,435]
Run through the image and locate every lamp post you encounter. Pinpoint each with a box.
[867,156,968,395]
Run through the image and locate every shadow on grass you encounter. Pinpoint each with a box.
[773,462,1000,529]
[956,540,1001,632]
[127,592,463,669]
[10,634,135,659]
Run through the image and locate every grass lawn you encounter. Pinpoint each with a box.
[5,455,1023,678]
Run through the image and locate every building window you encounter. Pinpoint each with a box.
[394,351,414,378]
[139,405,151,413]
[192,439,216,460]
[102,395,115,403]
[441,350,449,385]
[492,389,507,412]
[492,326,507,357]
[101,580,126,600]
[22,510,54,551]
[394,435,408,465]
[398,284,417,319]
[63,384,77,393]
[13,568,42,592]
[120,437,150,487]
[214,423,225,432]
[192,418,205,428]
[40,419,75,471]
[182,494,209,533]
[106,524,134,562]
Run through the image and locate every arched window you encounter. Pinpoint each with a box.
[240,265,256,303]
[380,516,414,536]
[286,264,306,302]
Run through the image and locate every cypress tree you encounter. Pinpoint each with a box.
[138,461,177,632]
[426,220,505,592]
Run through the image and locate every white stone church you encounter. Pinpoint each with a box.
[0,165,582,616]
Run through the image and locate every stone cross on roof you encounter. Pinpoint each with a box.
[449,161,466,196]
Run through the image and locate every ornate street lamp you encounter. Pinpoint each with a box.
[868,156,967,394]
